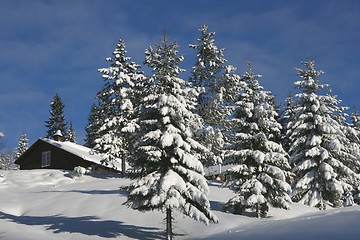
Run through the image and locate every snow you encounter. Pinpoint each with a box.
[159,131,174,147]
[0,169,359,240]
[43,138,103,165]
[252,150,265,164]
[308,135,322,146]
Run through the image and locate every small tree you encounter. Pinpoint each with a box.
[85,104,102,148]
[65,122,76,143]
[225,63,292,218]
[287,60,360,209]
[351,111,360,131]
[0,131,3,146]
[0,149,17,170]
[15,132,29,159]
[126,34,218,240]
[349,111,360,171]
[189,24,231,166]
[93,38,144,173]
[45,93,67,139]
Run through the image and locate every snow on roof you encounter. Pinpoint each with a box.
[204,164,234,176]
[42,138,106,167]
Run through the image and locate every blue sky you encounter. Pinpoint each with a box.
[1,0,360,150]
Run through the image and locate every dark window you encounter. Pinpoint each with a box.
[41,151,51,167]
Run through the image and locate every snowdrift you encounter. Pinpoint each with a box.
[0,170,359,239]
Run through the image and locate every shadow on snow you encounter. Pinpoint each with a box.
[0,211,164,239]
[37,188,128,196]
[209,200,225,212]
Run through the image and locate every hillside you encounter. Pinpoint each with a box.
[0,170,359,239]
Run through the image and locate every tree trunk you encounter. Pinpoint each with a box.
[256,203,260,218]
[166,208,173,240]
[121,158,126,175]
[319,191,326,210]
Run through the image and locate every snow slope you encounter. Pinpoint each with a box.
[0,170,359,240]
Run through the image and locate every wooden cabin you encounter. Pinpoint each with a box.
[15,138,120,172]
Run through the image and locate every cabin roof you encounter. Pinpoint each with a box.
[41,138,103,165]
[15,138,121,170]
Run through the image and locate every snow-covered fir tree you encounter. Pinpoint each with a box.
[189,24,230,165]
[343,111,360,202]
[189,24,227,100]
[65,122,76,143]
[0,130,3,145]
[280,93,296,152]
[93,38,144,172]
[15,132,29,159]
[281,93,295,131]
[0,149,17,170]
[85,104,102,148]
[351,111,360,131]
[286,60,360,209]
[225,63,292,218]
[45,93,67,139]
[125,34,218,240]
[349,111,360,169]
[88,89,115,150]
[220,64,248,146]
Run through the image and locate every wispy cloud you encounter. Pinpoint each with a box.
[1,0,360,149]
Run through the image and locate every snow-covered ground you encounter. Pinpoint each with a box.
[0,169,359,240]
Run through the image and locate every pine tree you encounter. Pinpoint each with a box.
[125,34,218,240]
[45,93,67,139]
[189,24,230,165]
[349,111,360,169]
[85,104,101,148]
[220,64,248,150]
[15,132,29,159]
[287,60,360,209]
[225,63,292,218]
[189,24,227,98]
[0,149,17,170]
[0,115,3,147]
[349,111,360,204]
[93,38,144,172]
[280,93,296,152]
[65,122,76,143]
[351,111,360,131]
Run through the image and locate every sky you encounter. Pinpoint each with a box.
[1,0,360,150]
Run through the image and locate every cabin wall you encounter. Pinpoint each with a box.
[18,141,93,170]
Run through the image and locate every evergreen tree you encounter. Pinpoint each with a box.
[0,131,3,145]
[0,149,17,170]
[93,38,144,172]
[280,93,296,152]
[225,63,292,218]
[126,34,218,240]
[15,132,29,159]
[85,103,102,148]
[189,24,227,98]
[351,111,360,131]
[189,24,230,165]
[349,111,360,170]
[45,93,67,139]
[349,110,360,204]
[0,117,3,150]
[287,60,360,209]
[0,116,3,142]
[65,122,76,143]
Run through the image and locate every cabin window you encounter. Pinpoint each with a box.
[41,151,51,167]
